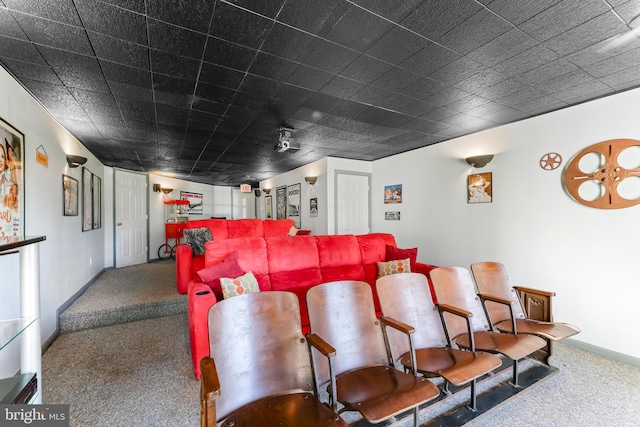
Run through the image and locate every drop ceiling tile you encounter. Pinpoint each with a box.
[12,13,93,55]
[99,0,145,13]
[400,43,461,77]
[519,0,609,42]
[75,0,147,45]
[584,47,640,78]
[613,0,640,22]
[286,64,334,91]
[350,0,426,23]
[365,26,429,65]
[496,87,552,109]
[3,0,82,26]
[437,9,512,55]
[153,74,196,98]
[536,69,598,94]
[239,74,282,98]
[565,36,640,68]
[466,29,539,68]
[260,23,321,62]
[88,32,149,70]
[396,77,445,99]
[479,0,558,26]
[453,68,510,94]
[339,54,393,84]
[209,1,274,49]
[400,0,483,40]
[371,67,421,93]
[552,79,611,102]
[0,36,47,64]
[69,88,118,109]
[491,44,560,77]
[319,75,367,100]
[600,67,640,89]
[110,81,153,102]
[278,0,350,36]
[225,0,288,19]
[100,61,151,87]
[248,52,297,81]
[515,95,567,114]
[302,40,360,74]
[0,8,27,39]
[0,58,59,84]
[515,58,580,86]
[195,82,236,104]
[323,5,393,52]
[148,19,207,60]
[200,62,245,89]
[147,0,215,32]
[428,56,486,85]
[204,37,257,71]
[544,13,627,56]
[473,77,526,101]
[150,49,200,80]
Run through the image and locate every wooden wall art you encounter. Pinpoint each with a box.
[540,152,562,170]
[564,139,640,209]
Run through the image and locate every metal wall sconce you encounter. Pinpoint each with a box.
[465,155,494,168]
[305,176,317,185]
[66,154,87,168]
[161,187,173,194]
[153,184,162,192]
[263,188,271,194]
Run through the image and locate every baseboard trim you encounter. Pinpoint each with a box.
[45,269,106,352]
[563,338,640,367]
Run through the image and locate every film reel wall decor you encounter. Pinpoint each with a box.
[563,138,640,209]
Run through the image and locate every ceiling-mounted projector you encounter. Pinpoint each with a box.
[275,126,299,152]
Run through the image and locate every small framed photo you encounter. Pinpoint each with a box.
[62,175,78,216]
[265,195,272,219]
[468,173,492,203]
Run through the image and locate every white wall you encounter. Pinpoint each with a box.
[260,158,328,235]
[371,88,640,361]
[0,67,104,377]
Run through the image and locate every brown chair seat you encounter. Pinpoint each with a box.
[494,318,580,340]
[336,365,435,423]
[454,330,546,361]
[220,392,344,427]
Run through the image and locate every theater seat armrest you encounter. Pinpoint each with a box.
[513,286,556,297]
[477,293,513,306]
[379,316,414,335]
[306,333,336,357]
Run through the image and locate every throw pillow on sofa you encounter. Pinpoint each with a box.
[385,245,417,271]
[377,258,411,278]
[220,271,260,299]
[197,251,244,293]
[183,227,213,256]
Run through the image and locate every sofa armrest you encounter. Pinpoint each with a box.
[176,243,193,294]
[188,281,218,379]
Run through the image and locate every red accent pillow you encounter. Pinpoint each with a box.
[197,251,244,291]
[385,245,417,271]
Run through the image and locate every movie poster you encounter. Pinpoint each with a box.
[0,117,24,244]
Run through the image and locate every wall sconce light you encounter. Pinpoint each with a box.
[161,187,173,194]
[263,188,271,195]
[305,176,317,185]
[254,189,262,197]
[465,155,494,168]
[153,184,162,192]
[66,154,87,168]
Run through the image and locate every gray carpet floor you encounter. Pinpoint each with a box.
[42,261,640,426]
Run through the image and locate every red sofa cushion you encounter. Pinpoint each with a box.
[385,244,418,271]
[197,251,244,300]
[357,233,397,281]
[315,235,366,283]
[205,238,271,292]
[185,219,228,241]
[263,219,295,237]
[227,219,263,238]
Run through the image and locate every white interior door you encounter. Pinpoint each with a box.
[336,173,370,235]
[115,170,147,267]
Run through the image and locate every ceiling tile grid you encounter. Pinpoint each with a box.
[0,0,639,185]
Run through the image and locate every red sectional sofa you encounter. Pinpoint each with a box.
[175,218,294,294]
[187,232,437,378]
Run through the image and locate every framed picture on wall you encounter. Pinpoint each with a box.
[265,195,272,219]
[92,175,101,228]
[0,116,24,243]
[82,167,93,231]
[287,183,301,228]
[62,174,78,216]
[468,172,492,204]
[310,197,318,218]
[180,191,203,215]
[276,186,286,219]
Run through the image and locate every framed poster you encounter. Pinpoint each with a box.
[287,183,301,228]
[276,186,286,219]
[0,116,24,243]
[62,174,78,216]
[82,167,93,231]
[384,184,402,204]
[265,195,272,219]
[310,197,318,218]
[92,175,101,228]
[468,173,492,204]
[180,191,203,215]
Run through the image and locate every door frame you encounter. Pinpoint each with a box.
[112,168,149,268]
[334,170,372,235]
